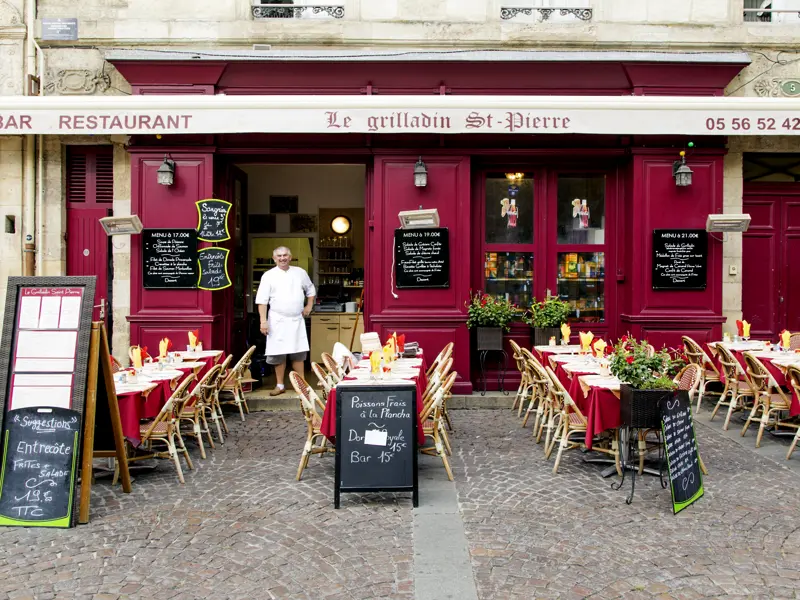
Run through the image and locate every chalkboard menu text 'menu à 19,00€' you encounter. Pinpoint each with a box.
[394,228,450,289]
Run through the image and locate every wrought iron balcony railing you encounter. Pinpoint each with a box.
[251,1,344,19]
[500,6,592,21]
[744,1,800,22]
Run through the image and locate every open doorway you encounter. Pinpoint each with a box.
[237,163,367,397]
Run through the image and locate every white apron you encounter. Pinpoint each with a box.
[260,267,311,356]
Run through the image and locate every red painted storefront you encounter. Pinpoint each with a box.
[107,54,747,394]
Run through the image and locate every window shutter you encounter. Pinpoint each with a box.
[66,146,114,206]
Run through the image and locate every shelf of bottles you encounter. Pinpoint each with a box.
[557,251,605,322]
[484,252,534,307]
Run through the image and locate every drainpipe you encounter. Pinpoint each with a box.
[35,40,44,275]
[22,0,37,276]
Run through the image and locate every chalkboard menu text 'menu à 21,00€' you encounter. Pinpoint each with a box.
[652,229,708,290]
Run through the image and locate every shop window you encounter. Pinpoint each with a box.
[557,175,605,244]
[485,174,534,245]
[485,251,534,307]
[744,153,800,182]
[557,252,604,322]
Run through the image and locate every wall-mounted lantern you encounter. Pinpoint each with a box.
[414,157,428,188]
[673,151,693,187]
[157,155,176,186]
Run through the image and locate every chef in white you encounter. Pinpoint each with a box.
[256,246,316,396]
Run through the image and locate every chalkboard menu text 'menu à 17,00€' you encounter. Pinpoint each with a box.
[142,229,198,289]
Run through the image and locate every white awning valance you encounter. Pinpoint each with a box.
[0,94,798,136]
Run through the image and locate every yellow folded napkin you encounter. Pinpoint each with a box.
[159,338,168,358]
[594,339,607,358]
[580,331,594,352]
[561,323,571,343]
[188,331,198,350]
[781,330,791,348]
[132,346,143,369]
[383,344,394,364]
[370,351,381,374]
[742,320,751,338]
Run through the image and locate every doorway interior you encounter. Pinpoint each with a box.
[234,163,367,394]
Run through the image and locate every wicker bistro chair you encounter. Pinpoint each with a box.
[311,361,335,397]
[422,357,453,408]
[289,371,334,480]
[110,356,124,373]
[219,345,256,421]
[420,371,457,480]
[522,357,551,433]
[740,352,796,447]
[115,374,196,485]
[208,354,233,441]
[509,340,532,415]
[544,366,621,476]
[790,333,800,351]
[321,352,343,383]
[785,366,800,460]
[426,342,454,380]
[178,364,222,460]
[682,336,723,411]
[710,344,756,430]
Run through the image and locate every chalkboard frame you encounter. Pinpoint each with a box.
[652,229,708,291]
[659,390,704,514]
[142,228,198,290]
[197,247,232,291]
[195,198,232,243]
[334,384,419,508]
[0,276,97,528]
[394,228,451,289]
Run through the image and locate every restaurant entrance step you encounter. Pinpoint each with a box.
[243,390,514,412]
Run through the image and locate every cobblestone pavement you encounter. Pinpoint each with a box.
[1,408,799,599]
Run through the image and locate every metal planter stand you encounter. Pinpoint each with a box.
[475,327,508,397]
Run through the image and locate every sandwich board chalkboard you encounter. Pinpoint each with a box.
[196,199,232,243]
[652,229,707,290]
[335,384,418,508]
[0,278,130,528]
[394,228,450,289]
[142,229,198,289]
[660,391,704,514]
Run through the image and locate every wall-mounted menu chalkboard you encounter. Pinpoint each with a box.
[652,229,707,290]
[394,228,450,289]
[660,391,704,514]
[142,229,198,289]
[197,247,231,291]
[335,385,418,508]
[196,199,231,242]
[0,407,81,527]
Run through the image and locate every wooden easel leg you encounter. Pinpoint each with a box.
[100,324,133,493]
[78,324,101,524]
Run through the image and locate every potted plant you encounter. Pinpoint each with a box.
[465,291,517,351]
[609,335,675,429]
[523,297,571,347]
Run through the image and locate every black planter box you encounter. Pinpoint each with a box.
[531,326,561,348]
[620,384,673,429]
[476,327,504,351]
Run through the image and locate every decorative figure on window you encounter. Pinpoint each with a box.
[579,199,590,229]
[507,199,518,228]
[500,197,509,218]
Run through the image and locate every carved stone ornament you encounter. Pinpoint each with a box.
[500,7,593,21]
[753,77,800,97]
[44,69,111,95]
[0,0,22,26]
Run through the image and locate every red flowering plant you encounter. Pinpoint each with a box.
[667,346,689,377]
[465,291,519,332]
[608,335,675,390]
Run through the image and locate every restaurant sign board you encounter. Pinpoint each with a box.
[0,277,96,527]
[660,391,704,514]
[394,228,450,289]
[652,229,707,290]
[4,95,800,136]
[335,385,419,508]
[196,199,231,242]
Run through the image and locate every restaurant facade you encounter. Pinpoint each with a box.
[2,4,800,394]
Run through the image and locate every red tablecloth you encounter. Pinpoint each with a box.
[583,386,621,450]
[117,380,171,445]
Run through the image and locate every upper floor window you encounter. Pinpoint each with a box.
[251,0,344,19]
[744,0,800,22]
